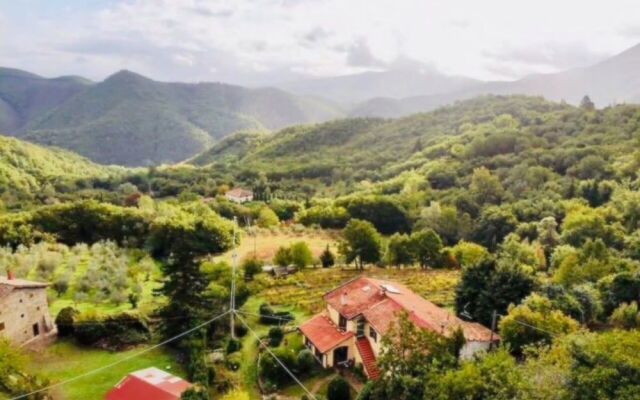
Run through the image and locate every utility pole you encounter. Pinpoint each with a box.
[230,217,238,340]
[489,310,497,350]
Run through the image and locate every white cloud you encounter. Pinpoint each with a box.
[2,0,640,83]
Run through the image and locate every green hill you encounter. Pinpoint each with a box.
[0,67,90,133]
[8,69,343,166]
[0,135,120,196]
[198,95,573,179]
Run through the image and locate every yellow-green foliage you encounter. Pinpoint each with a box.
[0,136,122,194]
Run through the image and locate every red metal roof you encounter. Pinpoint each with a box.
[105,367,192,400]
[326,276,497,342]
[299,314,354,353]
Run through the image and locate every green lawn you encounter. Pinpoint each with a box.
[28,340,184,400]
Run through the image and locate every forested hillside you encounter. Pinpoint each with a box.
[1,68,343,166]
[0,68,90,133]
[0,136,121,200]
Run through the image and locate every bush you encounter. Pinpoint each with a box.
[327,376,351,400]
[259,348,297,387]
[268,327,284,347]
[297,349,316,374]
[259,303,294,325]
[234,321,248,338]
[227,338,242,354]
[320,245,335,268]
[55,307,78,337]
[609,302,640,329]
[73,312,151,349]
[180,384,210,400]
[242,257,263,280]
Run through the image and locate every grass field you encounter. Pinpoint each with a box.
[27,340,184,400]
[213,228,340,265]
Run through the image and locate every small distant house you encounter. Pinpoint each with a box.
[299,277,498,380]
[225,188,253,203]
[106,367,192,400]
[0,272,56,346]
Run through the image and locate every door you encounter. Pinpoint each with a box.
[32,322,40,337]
[333,346,349,366]
[356,318,365,338]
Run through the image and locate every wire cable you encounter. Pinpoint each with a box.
[9,310,231,400]
[235,312,317,400]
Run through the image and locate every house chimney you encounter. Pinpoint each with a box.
[340,291,348,306]
[7,269,14,280]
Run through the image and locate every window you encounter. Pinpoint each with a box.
[369,327,378,343]
[32,323,40,337]
[21,314,24,318]
[339,315,347,331]
[0,322,5,331]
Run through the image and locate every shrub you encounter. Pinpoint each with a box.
[259,348,297,387]
[268,327,284,347]
[297,349,316,374]
[242,257,263,280]
[609,302,640,329]
[227,338,242,354]
[73,312,151,349]
[55,307,78,337]
[327,376,351,400]
[320,245,335,268]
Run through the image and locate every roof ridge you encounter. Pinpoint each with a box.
[323,274,368,299]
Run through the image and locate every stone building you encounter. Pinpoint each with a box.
[0,273,56,346]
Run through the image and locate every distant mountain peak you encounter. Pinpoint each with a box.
[105,69,150,83]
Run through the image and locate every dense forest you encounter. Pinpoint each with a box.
[2,95,640,399]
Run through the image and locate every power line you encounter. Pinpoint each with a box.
[235,312,317,400]
[9,310,231,400]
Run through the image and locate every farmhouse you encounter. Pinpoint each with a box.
[299,276,498,379]
[0,272,56,346]
[106,367,192,400]
[225,188,253,203]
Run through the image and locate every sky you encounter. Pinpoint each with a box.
[2,0,640,86]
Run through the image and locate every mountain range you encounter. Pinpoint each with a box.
[349,43,640,118]
[0,68,343,166]
[1,42,640,167]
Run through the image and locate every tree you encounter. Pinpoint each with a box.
[427,349,523,400]
[469,167,504,205]
[537,216,560,260]
[268,327,284,347]
[242,257,263,280]
[273,246,292,267]
[290,241,313,268]
[320,245,335,268]
[609,302,640,329]
[338,196,411,234]
[180,384,210,400]
[566,330,640,400]
[580,95,595,111]
[448,241,489,268]
[339,219,382,270]
[455,257,536,326]
[372,313,458,400]
[385,233,414,267]
[472,205,518,251]
[410,229,443,269]
[499,294,579,354]
[327,376,351,400]
[257,207,279,228]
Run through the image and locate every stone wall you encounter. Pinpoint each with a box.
[0,287,55,345]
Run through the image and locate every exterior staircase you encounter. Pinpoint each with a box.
[356,337,380,380]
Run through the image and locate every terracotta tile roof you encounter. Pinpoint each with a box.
[106,367,192,400]
[299,313,354,353]
[327,276,497,342]
[324,276,387,319]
